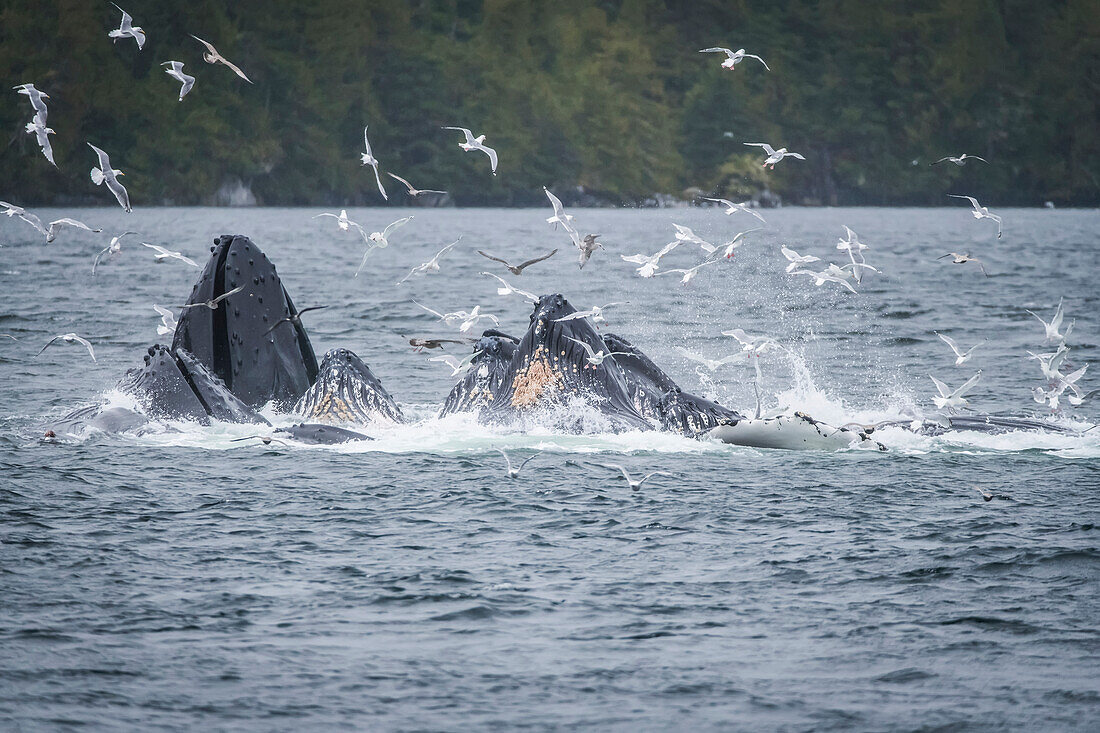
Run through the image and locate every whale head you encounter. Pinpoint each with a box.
[292,348,403,426]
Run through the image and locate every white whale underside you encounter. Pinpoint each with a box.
[707,413,883,451]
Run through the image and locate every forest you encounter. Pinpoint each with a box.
[1,0,1097,207]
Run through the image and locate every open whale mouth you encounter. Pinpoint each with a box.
[293,348,403,426]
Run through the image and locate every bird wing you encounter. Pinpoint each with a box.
[142,242,168,256]
[930,157,952,166]
[91,246,112,274]
[173,252,200,267]
[621,254,649,265]
[414,301,447,320]
[496,449,513,472]
[383,216,412,238]
[699,47,733,56]
[785,152,806,160]
[153,304,174,320]
[936,332,962,356]
[212,285,245,304]
[953,371,982,397]
[947,194,980,209]
[105,177,131,212]
[544,187,569,221]
[87,143,112,173]
[371,162,388,200]
[49,218,99,234]
[701,197,735,209]
[362,126,374,159]
[477,250,512,267]
[387,172,414,192]
[929,375,952,398]
[220,57,252,83]
[743,142,776,155]
[967,156,988,163]
[568,338,597,359]
[113,4,132,27]
[191,35,218,55]
[744,54,770,70]
[443,126,475,144]
[35,335,64,358]
[429,354,460,370]
[516,249,557,270]
[479,144,498,173]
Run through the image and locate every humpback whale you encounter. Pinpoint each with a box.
[439,330,519,417]
[293,348,404,425]
[172,234,319,409]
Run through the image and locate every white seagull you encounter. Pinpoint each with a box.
[659,258,721,285]
[936,252,988,276]
[1028,345,1070,381]
[14,83,49,124]
[153,304,177,336]
[931,154,987,167]
[621,241,679,278]
[108,4,146,50]
[568,338,630,367]
[142,242,199,267]
[24,117,56,167]
[356,216,413,276]
[36,333,97,363]
[180,285,246,310]
[191,35,252,83]
[387,172,446,198]
[429,351,482,377]
[88,143,131,213]
[676,346,742,372]
[722,329,781,355]
[480,272,538,303]
[947,194,1002,238]
[930,371,982,410]
[443,126,497,175]
[1033,365,1087,411]
[781,246,820,273]
[360,126,387,200]
[699,196,767,223]
[744,142,805,169]
[456,306,499,333]
[161,61,195,101]
[935,332,984,366]
[708,228,764,259]
[497,449,537,479]
[1025,298,1074,344]
[836,226,867,254]
[789,268,858,293]
[92,231,138,274]
[554,302,625,324]
[314,209,366,237]
[673,223,714,250]
[544,187,576,229]
[397,238,461,285]
[698,47,769,71]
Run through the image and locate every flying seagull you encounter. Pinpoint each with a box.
[92,231,138,274]
[675,347,742,372]
[576,234,602,269]
[621,241,679,278]
[387,172,446,198]
[407,336,473,353]
[191,35,252,83]
[180,285,246,311]
[929,371,982,411]
[263,305,330,336]
[480,272,538,303]
[442,126,497,175]
[659,258,721,285]
[599,463,668,491]
[780,246,820,273]
[142,242,199,267]
[705,228,763,259]
[744,142,805,169]
[314,209,366,238]
[931,154,987,166]
[161,61,195,101]
[935,332,984,366]
[14,83,49,124]
[108,4,146,50]
[153,304,177,336]
[24,117,56,167]
[360,126,387,200]
[544,187,576,230]
[477,248,557,275]
[789,268,858,293]
[36,333,97,363]
[699,196,767,223]
[1025,298,1074,344]
[698,47,769,71]
[936,252,989,276]
[555,302,624,324]
[497,449,537,479]
[567,337,630,366]
[428,351,482,377]
[88,143,131,212]
[947,194,1002,239]
[356,216,413,276]
[397,238,461,285]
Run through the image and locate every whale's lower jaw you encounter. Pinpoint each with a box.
[292,348,403,427]
[709,414,885,451]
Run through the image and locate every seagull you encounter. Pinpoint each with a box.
[397,238,461,285]
[543,187,576,229]
[108,4,145,50]
[1028,345,1070,381]
[429,350,482,377]
[789,268,858,293]
[936,332,984,366]
[314,209,366,237]
[973,487,994,502]
[442,126,497,175]
[1033,365,1087,410]
[699,197,767,223]
[24,117,56,167]
[36,333,97,363]
[387,172,446,198]
[936,252,988,276]
[456,306,499,333]
[568,338,630,367]
[92,231,138,274]
[356,216,413,276]
[88,143,131,212]
[230,435,289,447]
[744,142,805,169]
[153,304,177,336]
[1025,298,1074,344]
[161,61,195,101]
[414,301,467,328]
[947,194,1002,238]
[781,246,820,273]
[407,336,473,353]
[576,234,602,268]
[673,223,714,250]
[698,47,769,71]
[621,241,680,278]
[836,226,867,254]
[360,126,387,200]
[497,448,537,479]
[142,242,199,267]
[180,285,245,310]
[675,347,742,372]
[722,329,781,355]
[263,305,330,336]
[931,154,987,167]
[480,272,538,303]
[0,200,46,236]
[930,371,981,410]
[707,228,763,258]
[841,247,879,284]
[14,83,49,124]
[39,218,101,244]
[600,463,668,491]
[191,35,252,83]
[659,258,721,285]
[477,248,557,275]
[554,302,624,324]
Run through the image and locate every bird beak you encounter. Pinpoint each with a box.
[117,172,125,176]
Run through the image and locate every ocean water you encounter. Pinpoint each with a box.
[1,206,1098,730]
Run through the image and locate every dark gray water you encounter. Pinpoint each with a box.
[2,207,1099,730]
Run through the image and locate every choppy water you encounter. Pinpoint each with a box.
[2,206,1099,730]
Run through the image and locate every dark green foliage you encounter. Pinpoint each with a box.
[1,0,1096,206]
